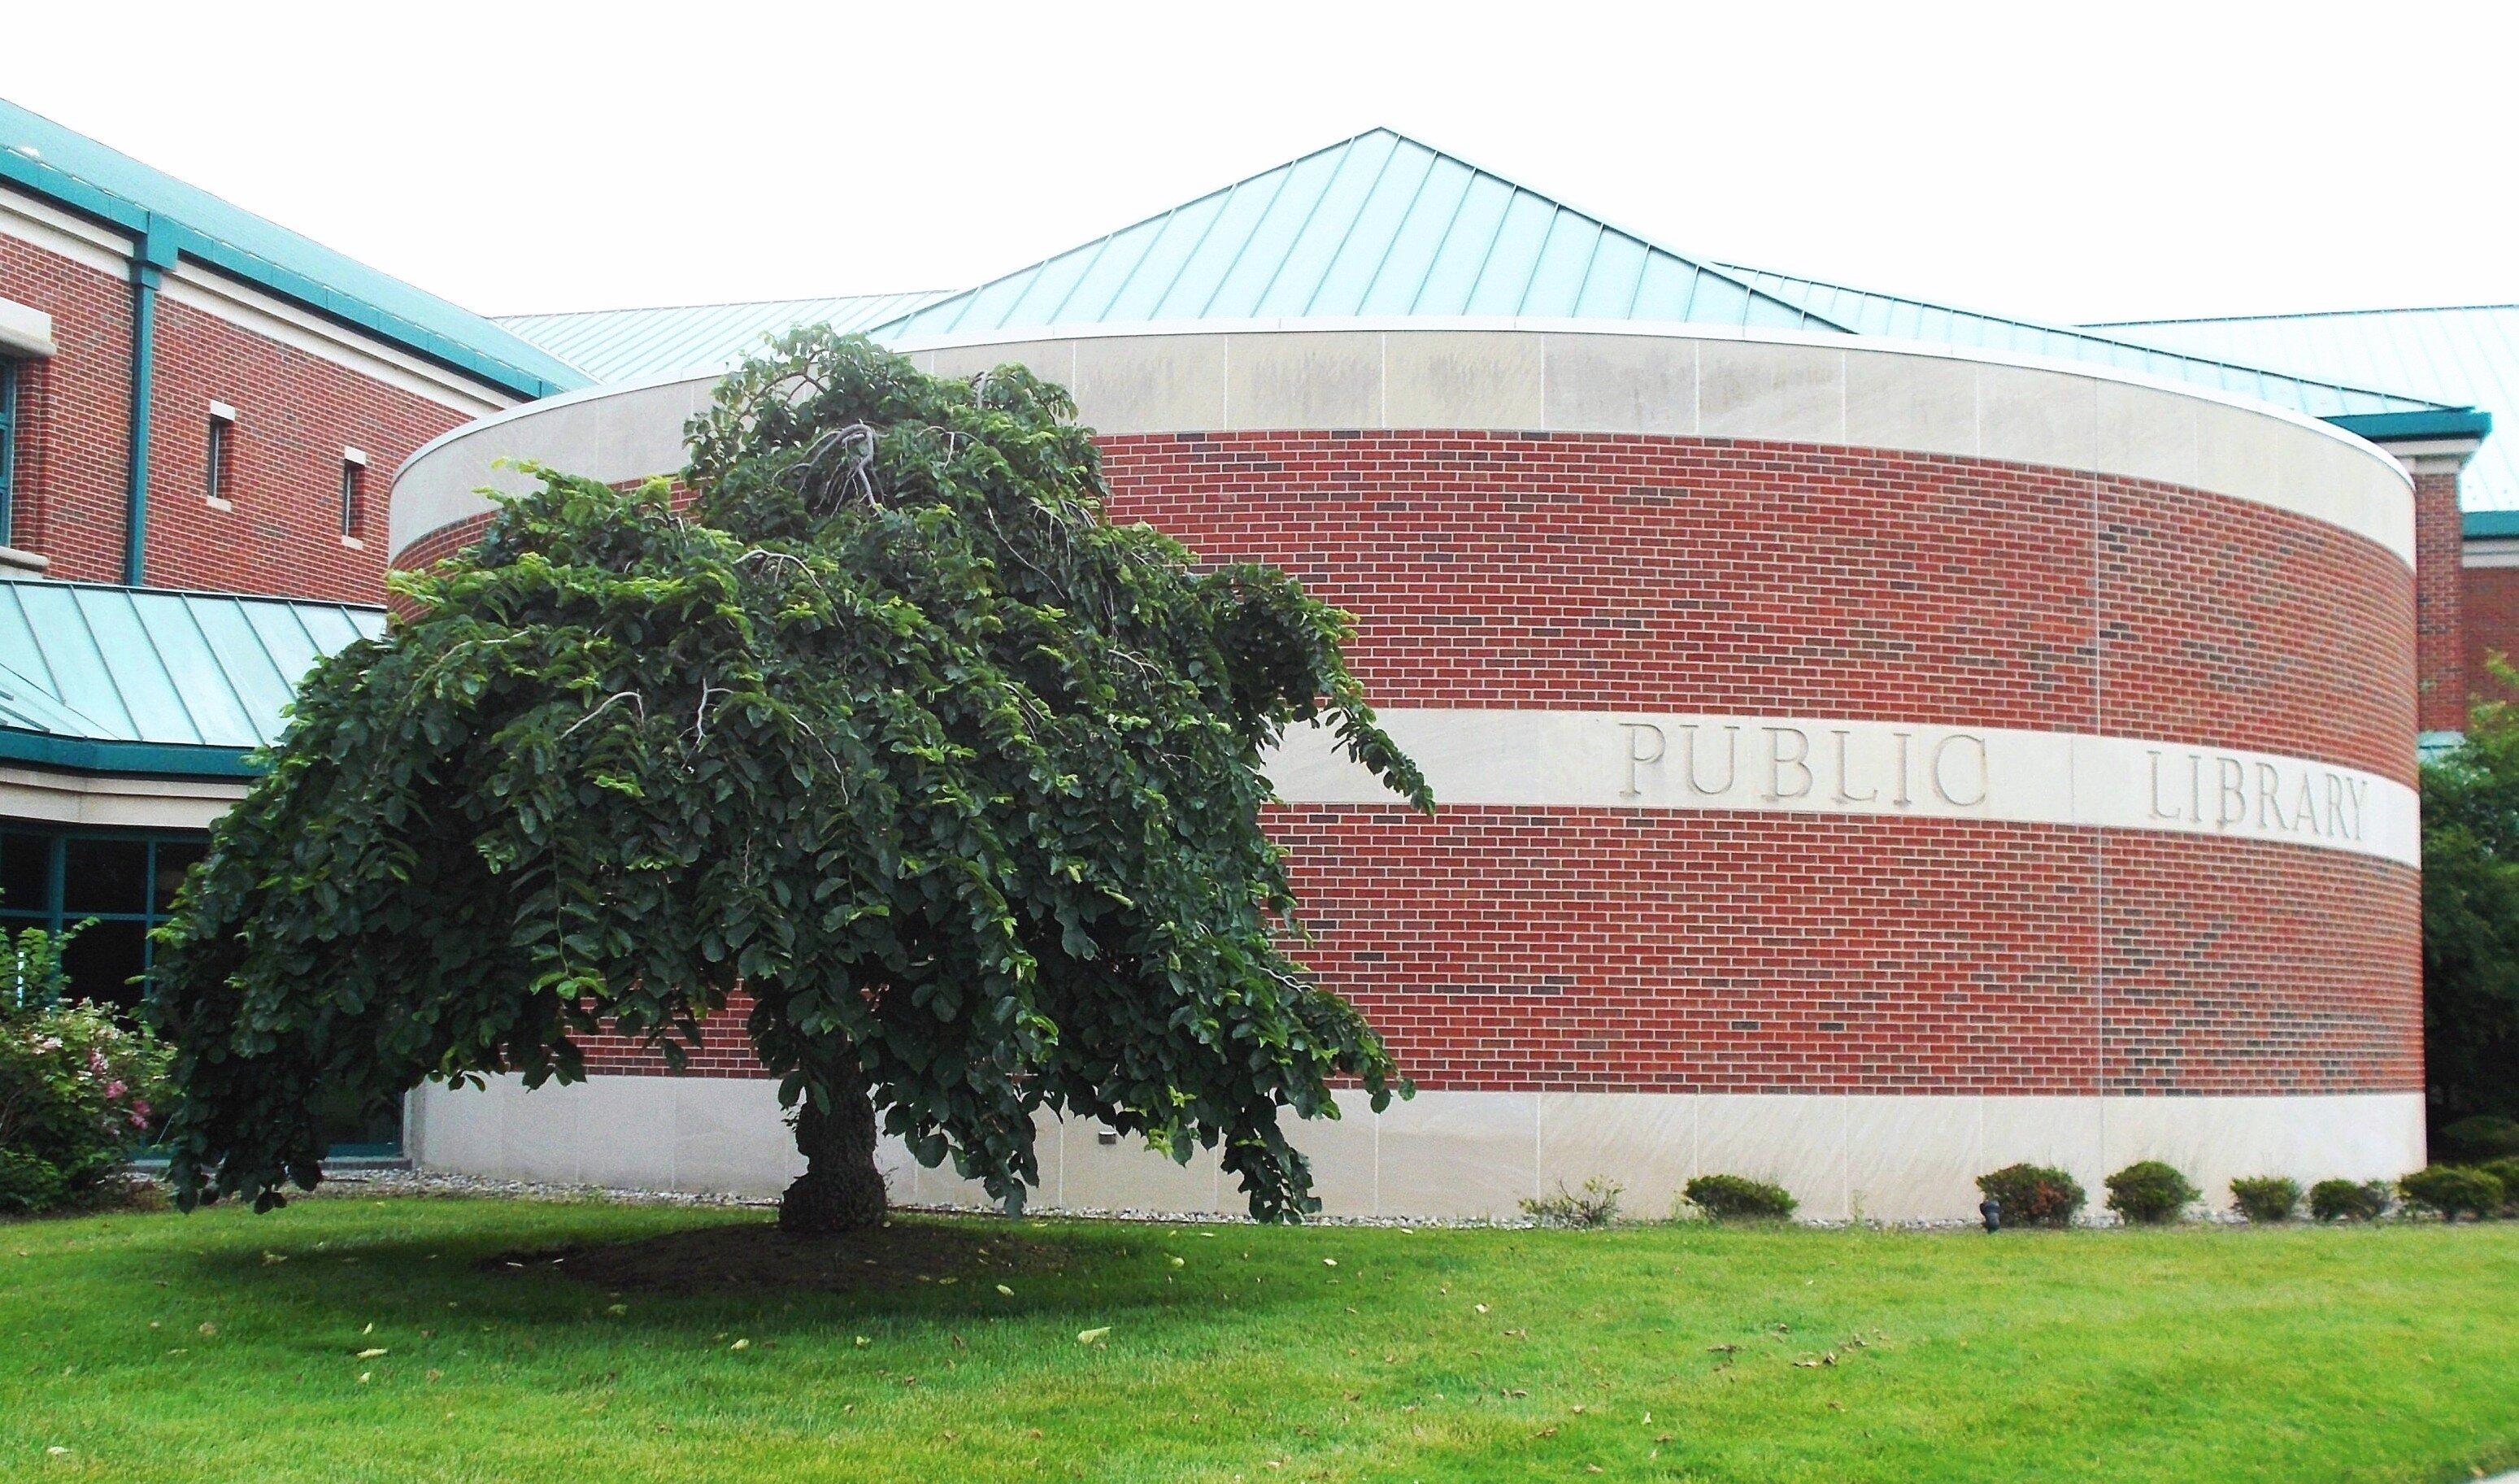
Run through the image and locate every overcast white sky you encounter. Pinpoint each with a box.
[4,1,2512,325]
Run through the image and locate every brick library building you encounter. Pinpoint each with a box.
[3,102,2508,1217]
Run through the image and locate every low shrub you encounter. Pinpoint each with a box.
[2308,1178,2391,1221]
[1975,1163,2086,1228]
[2399,1165,2504,1221]
[2105,1160,2199,1225]
[2435,1115,2519,1163]
[1682,1174,1797,1221]
[1521,1177,1622,1229]
[0,998,169,1216]
[2228,1175,2301,1224]
[2479,1158,2519,1212]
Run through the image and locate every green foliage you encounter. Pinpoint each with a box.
[2437,1114,2519,1162]
[1682,1174,1797,1221]
[2105,1161,2199,1225]
[2308,1178,2391,1222]
[2479,1158,2519,1212]
[2398,1165,2504,1221]
[4,919,82,1011]
[0,997,168,1213]
[1976,1162,2086,1228]
[2420,671,2519,1128]
[2228,1176,2301,1224]
[1519,1177,1621,1229]
[146,330,1430,1221]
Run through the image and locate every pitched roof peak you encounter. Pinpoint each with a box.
[881,128,1843,340]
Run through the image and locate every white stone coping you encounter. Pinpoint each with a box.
[389,321,2417,567]
[1268,709,2419,868]
[409,1075,2425,1225]
[0,766,246,830]
[0,295,55,359]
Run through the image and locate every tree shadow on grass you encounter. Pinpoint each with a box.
[166,1204,1304,1337]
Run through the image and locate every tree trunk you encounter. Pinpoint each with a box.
[779,1061,886,1234]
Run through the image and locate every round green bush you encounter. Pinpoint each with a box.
[1975,1163,2086,1228]
[2308,1178,2391,1221]
[2478,1157,2519,1212]
[2104,1160,2199,1225]
[2398,1165,2504,1221]
[2228,1175,2301,1223]
[1683,1174,1797,1221]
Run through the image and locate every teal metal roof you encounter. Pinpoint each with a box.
[0,98,585,401]
[0,580,382,777]
[2469,508,2519,540]
[881,128,1848,339]
[496,291,951,384]
[1724,263,2457,424]
[2094,307,2519,509]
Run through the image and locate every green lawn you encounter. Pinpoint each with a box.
[2,1196,2515,1482]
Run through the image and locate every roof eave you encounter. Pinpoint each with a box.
[0,726,259,780]
[2325,408,2494,442]
[0,149,582,402]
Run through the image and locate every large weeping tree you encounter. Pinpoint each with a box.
[146,329,1429,1232]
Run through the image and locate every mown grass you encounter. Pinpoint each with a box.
[2,1195,2515,1482]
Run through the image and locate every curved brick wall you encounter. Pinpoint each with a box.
[392,325,2425,1219]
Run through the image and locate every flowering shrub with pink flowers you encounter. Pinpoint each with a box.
[2,993,172,1214]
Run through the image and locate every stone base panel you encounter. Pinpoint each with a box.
[408,1076,2422,1225]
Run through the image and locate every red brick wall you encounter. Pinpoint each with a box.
[1101,433,2416,786]
[2415,468,2467,733]
[398,429,2421,1098]
[2,228,481,598]
[2461,560,2519,708]
[142,294,468,601]
[1,235,133,580]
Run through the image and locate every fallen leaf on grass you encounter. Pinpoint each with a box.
[729,1339,750,1351]
[995,1285,1014,1297]
[1077,1327,1111,1346]
[355,1348,388,1360]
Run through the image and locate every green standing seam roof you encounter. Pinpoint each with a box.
[2093,306,2519,511]
[1721,263,2463,424]
[0,98,585,401]
[878,128,1852,340]
[495,291,952,384]
[0,580,384,778]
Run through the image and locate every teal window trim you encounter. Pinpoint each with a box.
[0,358,16,546]
[0,825,199,955]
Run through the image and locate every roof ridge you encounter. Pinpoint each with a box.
[494,289,954,322]
[1717,258,2461,413]
[0,97,583,396]
[2089,303,2519,328]
[879,127,1852,337]
[1358,133,1856,333]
